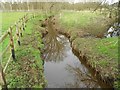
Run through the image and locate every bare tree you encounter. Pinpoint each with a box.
[27,0,30,11]
[118,0,120,24]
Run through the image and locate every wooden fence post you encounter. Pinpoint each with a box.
[23,16,26,28]
[16,22,21,46]
[19,24,23,37]
[0,65,7,89]
[21,18,25,32]
[8,27,15,60]
[25,14,28,24]
[22,18,25,31]
[20,26,23,37]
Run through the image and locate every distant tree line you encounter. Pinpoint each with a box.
[0,2,108,11]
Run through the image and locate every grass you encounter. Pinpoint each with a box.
[72,37,118,88]
[59,10,118,88]
[1,12,26,33]
[96,37,118,59]
[1,10,118,88]
[0,12,27,59]
[73,37,118,75]
[5,13,46,88]
[60,10,100,29]
[1,12,36,67]
[0,11,51,45]
[59,10,114,36]
[0,12,47,53]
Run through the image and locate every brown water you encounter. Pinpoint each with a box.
[43,35,101,88]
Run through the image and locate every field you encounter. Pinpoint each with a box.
[1,12,46,88]
[0,12,27,53]
[60,10,100,28]
[0,10,119,88]
[1,12,31,66]
[59,10,118,87]
[1,12,26,33]
[60,10,114,36]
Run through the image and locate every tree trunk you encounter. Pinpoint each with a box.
[27,0,30,11]
[118,0,120,24]
[9,3,12,11]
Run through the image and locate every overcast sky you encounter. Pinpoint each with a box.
[74,0,118,4]
[0,0,119,4]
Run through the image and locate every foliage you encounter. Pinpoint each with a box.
[1,2,107,11]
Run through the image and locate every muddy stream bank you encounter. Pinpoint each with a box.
[40,16,113,88]
[44,35,100,88]
[42,34,112,88]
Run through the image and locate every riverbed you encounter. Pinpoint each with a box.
[43,35,101,88]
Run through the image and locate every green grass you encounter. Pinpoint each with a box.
[59,10,114,36]
[96,37,118,59]
[60,10,101,29]
[73,37,118,67]
[1,11,45,66]
[72,37,118,88]
[1,12,26,33]
[5,14,46,88]
[0,12,27,56]
[0,11,52,53]
[59,10,118,88]
[0,12,37,66]
[0,12,46,53]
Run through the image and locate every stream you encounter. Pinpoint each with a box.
[43,35,101,88]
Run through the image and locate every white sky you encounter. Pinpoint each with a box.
[0,0,119,4]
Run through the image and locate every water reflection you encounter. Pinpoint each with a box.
[44,33,101,88]
[43,18,66,62]
[65,64,100,88]
[43,17,111,88]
